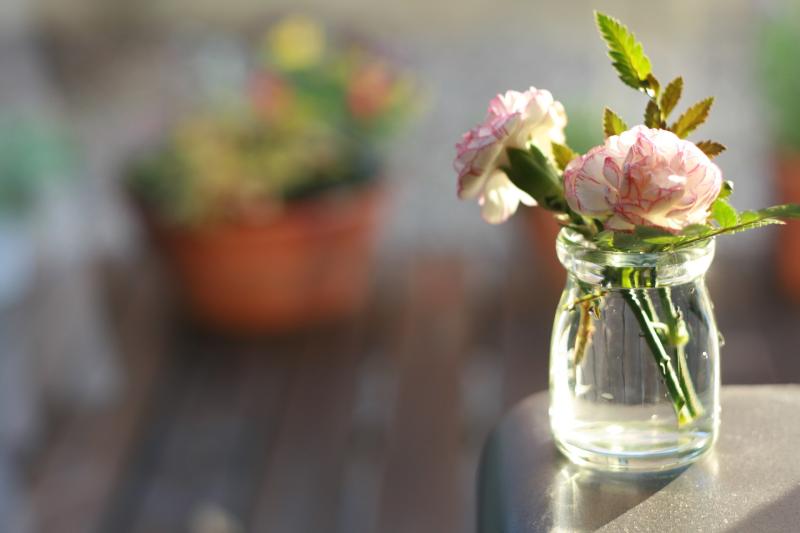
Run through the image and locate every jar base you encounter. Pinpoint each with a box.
[553,429,714,473]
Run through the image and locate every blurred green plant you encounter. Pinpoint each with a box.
[0,115,74,219]
[128,15,416,225]
[563,105,604,155]
[759,7,800,151]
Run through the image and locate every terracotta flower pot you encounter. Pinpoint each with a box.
[141,185,385,333]
[775,152,800,301]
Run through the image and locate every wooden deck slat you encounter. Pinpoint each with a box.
[376,256,471,533]
[29,261,169,533]
[24,248,800,533]
[246,324,367,533]
[107,335,294,533]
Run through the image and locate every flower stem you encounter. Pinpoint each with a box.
[657,287,704,419]
[621,289,694,425]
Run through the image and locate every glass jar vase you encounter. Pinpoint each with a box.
[549,228,720,472]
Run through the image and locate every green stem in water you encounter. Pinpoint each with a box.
[621,289,694,425]
[657,287,704,419]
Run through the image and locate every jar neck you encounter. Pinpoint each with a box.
[556,228,715,289]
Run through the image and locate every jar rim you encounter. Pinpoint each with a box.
[556,227,716,287]
[556,227,715,261]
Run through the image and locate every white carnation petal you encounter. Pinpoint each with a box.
[479,171,523,224]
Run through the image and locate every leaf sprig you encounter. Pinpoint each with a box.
[588,204,800,253]
[594,11,725,155]
[499,11,800,253]
[595,12,653,93]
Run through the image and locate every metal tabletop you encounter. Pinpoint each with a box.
[477,385,800,533]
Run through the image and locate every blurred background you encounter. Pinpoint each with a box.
[1,0,799,531]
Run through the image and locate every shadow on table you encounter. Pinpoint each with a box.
[475,394,719,533]
[478,440,686,533]
[727,484,800,533]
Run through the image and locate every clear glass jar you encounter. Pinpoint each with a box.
[549,228,720,472]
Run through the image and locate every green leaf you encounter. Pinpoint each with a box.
[713,218,784,236]
[595,11,653,91]
[696,140,726,159]
[612,231,643,250]
[603,107,628,138]
[659,77,683,119]
[670,97,714,138]
[634,226,675,240]
[594,230,615,248]
[644,100,664,128]
[682,224,714,236]
[718,180,734,200]
[755,204,800,219]
[644,74,660,98]
[710,198,739,228]
[668,215,787,250]
[551,142,578,172]
[503,146,565,212]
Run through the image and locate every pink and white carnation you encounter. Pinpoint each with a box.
[455,87,567,224]
[563,126,722,232]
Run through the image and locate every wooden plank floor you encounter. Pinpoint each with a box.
[26,243,800,533]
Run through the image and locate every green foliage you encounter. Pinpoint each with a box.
[710,198,738,228]
[670,97,714,138]
[503,146,566,212]
[588,200,800,253]
[551,12,800,254]
[659,77,683,119]
[644,74,660,98]
[644,99,664,128]
[758,10,800,150]
[552,142,578,171]
[595,11,653,91]
[128,17,415,224]
[695,140,726,159]
[603,107,628,138]
[563,106,605,154]
[0,117,74,217]
[127,115,380,225]
[719,180,734,199]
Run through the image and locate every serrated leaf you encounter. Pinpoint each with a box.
[504,146,565,212]
[612,231,641,250]
[644,74,660,98]
[670,97,714,138]
[718,180,734,200]
[668,214,788,250]
[595,11,653,91]
[659,77,683,119]
[682,224,714,236]
[634,226,674,239]
[552,142,578,172]
[644,100,664,128]
[696,140,726,159]
[603,107,628,138]
[711,198,739,228]
[755,204,800,219]
[639,235,685,245]
[594,230,615,246]
[738,210,759,224]
[717,218,784,235]
[636,226,684,246]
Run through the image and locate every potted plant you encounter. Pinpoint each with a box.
[759,7,800,300]
[127,15,414,333]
